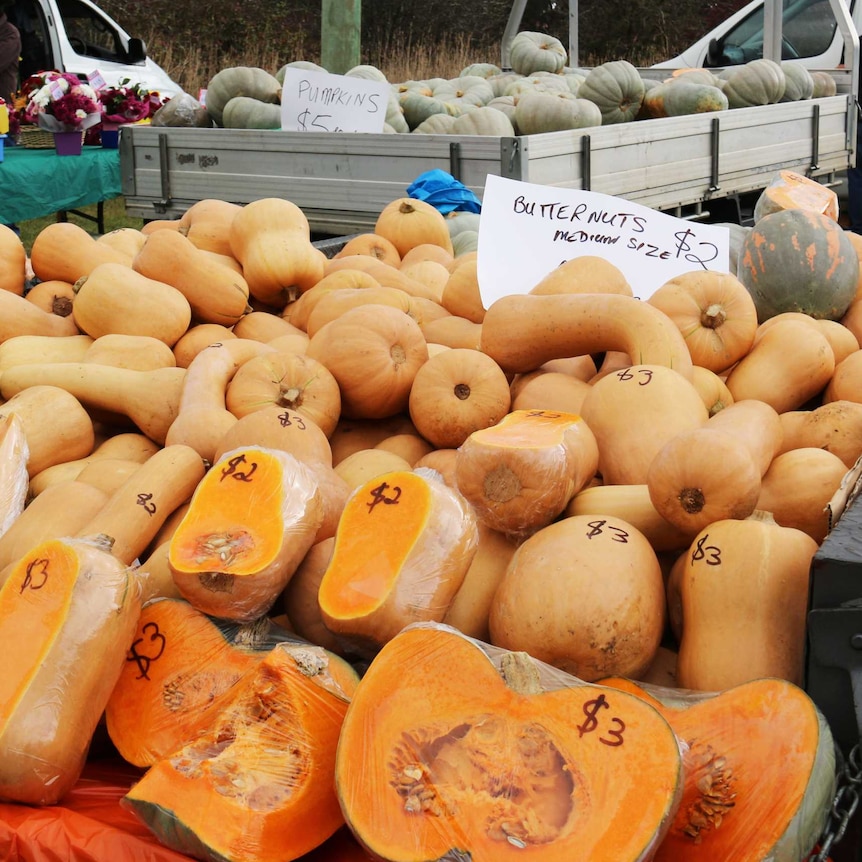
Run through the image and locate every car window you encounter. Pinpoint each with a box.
[708,0,845,65]
[57,0,123,62]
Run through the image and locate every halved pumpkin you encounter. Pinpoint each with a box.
[335,623,683,862]
[123,640,358,862]
[600,676,836,862]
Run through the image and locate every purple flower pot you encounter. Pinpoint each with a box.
[54,131,83,156]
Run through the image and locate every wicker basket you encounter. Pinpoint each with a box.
[18,127,85,149]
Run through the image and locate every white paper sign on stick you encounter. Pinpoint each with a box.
[477,175,731,306]
[280,68,388,134]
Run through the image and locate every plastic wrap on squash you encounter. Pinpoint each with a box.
[317,467,479,658]
[168,445,324,622]
[334,621,685,862]
[598,674,837,862]
[122,640,360,862]
[753,168,840,224]
[105,596,317,768]
[151,92,213,128]
[454,408,599,539]
[0,413,29,540]
[0,534,143,805]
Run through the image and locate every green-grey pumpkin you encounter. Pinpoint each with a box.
[577,60,645,124]
[722,59,786,108]
[509,31,567,76]
[206,66,282,127]
[222,96,282,130]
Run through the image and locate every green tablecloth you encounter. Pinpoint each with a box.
[0,142,121,225]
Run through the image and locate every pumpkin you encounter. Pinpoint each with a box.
[178,198,243,257]
[0,384,94,477]
[73,443,206,567]
[0,224,26,295]
[724,318,835,412]
[823,348,862,404]
[578,60,646,124]
[317,469,479,656]
[225,349,341,437]
[95,226,147,263]
[229,198,325,308]
[72,262,193,346]
[689,365,734,416]
[513,91,602,134]
[374,197,454,258]
[529,255,631,296]
[0,535,141,804]
[0,364,186,445]
[756,447,848,543]
[565,483,693,552]
[333,233,401,268]
[508,30,568,76]
[488,514,666,680]
[24,278,75,316]
[333,448,413,491]
[305,303,429,420]
[83,333,178,372]
[172,323,237,368]
[0,480,107,573]
[105,597,309,766]
[0,415,28,539]
[30,221,129,283]
[675,511,818,690]
[580,365,708,485]
[811,70,838,97]
[450,105,515,136]
[407,347,511,449]
[233,311,304,343]
[335,623,683,862]
[646,398,783,534]
[0,332,92,371]
[455,408,599,537]
[169,445,323,622]
[641,81,728,118]
[600,676,836,862]
[374,431,434,465]
[509,369,592,415]
[778,399,862,467]
[222,95,282,129]
[753,168,838,222]
[165,338,276,464]
[132,228,251,326]
[123,639,358,862]
[646,270,758,372]
[0,288,80,342]
[480,292,694,377]
[737,207,859,322]
[722,58,786,107]
[204,65,282,127]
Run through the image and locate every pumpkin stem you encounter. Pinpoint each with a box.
[454,383,471,401]
[701,304,727,329]
[390,344,406,366]
[500,651,543,695]
[399,202,417,215]
[52,296,73,317]
[278,385,302,409]
[678,487,705,514]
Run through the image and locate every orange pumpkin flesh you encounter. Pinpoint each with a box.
[318,470,478,654]
[105,597,306,767]
[123,641,357,862]
[600,677,836,862]
[169,446,323,621]
[335,624,683,862]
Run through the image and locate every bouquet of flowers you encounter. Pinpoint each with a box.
[98,77,164,124]
[20,70,102,133]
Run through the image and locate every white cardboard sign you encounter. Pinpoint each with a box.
[477,175,731,305]
[280,68,388,134]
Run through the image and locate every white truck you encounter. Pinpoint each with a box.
[9,0,182,97]
[119,0,859,234]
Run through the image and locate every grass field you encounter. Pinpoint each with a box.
[18,196,143,255]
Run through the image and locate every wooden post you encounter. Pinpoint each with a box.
[321,0,361,74]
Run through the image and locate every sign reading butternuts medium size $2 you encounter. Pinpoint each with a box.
[280,68,388,134]
[477,175,731,306]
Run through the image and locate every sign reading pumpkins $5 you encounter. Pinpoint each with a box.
[477,175,730,305]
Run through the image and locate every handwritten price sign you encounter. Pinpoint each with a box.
[280,68,388,134]
[477,175,730,304]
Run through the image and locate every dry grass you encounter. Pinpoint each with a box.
[142,29,501,95]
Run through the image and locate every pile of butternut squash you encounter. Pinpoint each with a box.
[0,180,856,861]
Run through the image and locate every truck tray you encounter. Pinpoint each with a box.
[121,93,853,235]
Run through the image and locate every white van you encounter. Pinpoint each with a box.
[8,0,183,98]
[656,0,860,70]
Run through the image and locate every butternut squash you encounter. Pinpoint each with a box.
[30,221,129,283]
[0,290,80,343]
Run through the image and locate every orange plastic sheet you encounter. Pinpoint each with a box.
[0,758,193,862]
